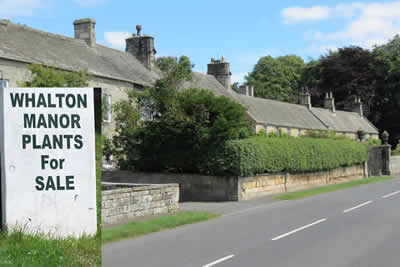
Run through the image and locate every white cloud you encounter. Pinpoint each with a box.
[0,0,42,17]
[104,31,132,50]
[284,2,400,50]
[281,6,331,23]
[231,72,247,84]
[75,0,104,7]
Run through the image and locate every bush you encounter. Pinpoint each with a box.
[132,88,252,173]
[208,136,368,176]
[392,144,400,156]
[365,138,382,146]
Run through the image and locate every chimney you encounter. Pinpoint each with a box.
[238,85,254,97]
[352,97,363,116]
[299,91,311,109]
[207,56,231,90]
[125,25,156,71]
[324,92,336,113]
[73,18,96,47]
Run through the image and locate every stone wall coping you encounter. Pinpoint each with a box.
[102,182,178,188]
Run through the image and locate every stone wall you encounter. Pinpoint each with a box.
[239,164,366,200]
[102,183,179,226]
[102,171,238,201]
[103,164,366,202]
[390,156,400,175]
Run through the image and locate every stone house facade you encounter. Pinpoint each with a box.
[0,18,379,139]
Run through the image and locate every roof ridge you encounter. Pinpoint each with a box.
[238,93,309,108]
[5,20,85,45]
[95,43,129,55]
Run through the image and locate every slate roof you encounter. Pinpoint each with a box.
[181,72,235,98]
[235,94,327,130]
[311,108,378,134]
[0,20,157,86]
[0,19,379,135]
[235,94,378,134]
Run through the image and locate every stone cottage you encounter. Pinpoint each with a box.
[0,18,379,139]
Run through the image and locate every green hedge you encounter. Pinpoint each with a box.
[209,136,368,176]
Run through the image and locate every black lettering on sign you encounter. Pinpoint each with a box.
[34,176,75,191]
[10,93,24,107]
[10,92,88,108]
[23,114,82,129]
[35,176,45,191]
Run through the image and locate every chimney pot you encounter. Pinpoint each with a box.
[352,97,363,116]
[324,92,336,113]
[299,91,311,109]
[136,25,142,36]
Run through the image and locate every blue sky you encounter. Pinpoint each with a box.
[2,0,400,83]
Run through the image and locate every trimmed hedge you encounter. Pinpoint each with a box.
[209,136,368,176]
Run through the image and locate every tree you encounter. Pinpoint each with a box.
[135,88,251,173]
[245,55,305,103]
[372,36,400,145]
[111,56,252,172]
[231,82,240,93]
[20,64,88,87]
[317,46,376,116]
[299,59,323,106]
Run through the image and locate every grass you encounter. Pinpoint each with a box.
[276,176,394,200]
[102,211,219,244]
[0,133,103,266]
[0,228,100,266]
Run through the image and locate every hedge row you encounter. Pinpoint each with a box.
[208,136,368,176]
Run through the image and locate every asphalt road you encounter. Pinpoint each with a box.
[102,176,400,267]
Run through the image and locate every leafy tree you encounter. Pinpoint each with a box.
[111,56,252,172]
[245,55,305,103]
[299,59,323,106]
[155,56,193,88]
[109,90,141,169]
[135,88,251,173]
[20,64,88,87]
[231,82,240,93]
[317,46,376,116]
[372,36,400,145]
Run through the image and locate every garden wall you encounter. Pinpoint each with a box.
[102,183,179,226]
[238,164,366,200]
[390,156,400,175]
[102,171,238,201]
[103,163,367,202]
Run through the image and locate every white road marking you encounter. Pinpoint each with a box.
[271,218,327,241]
[203,255,235,267]
[343,201,373,213]
[382,191,400,198]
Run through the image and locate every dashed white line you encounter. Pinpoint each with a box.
[271,218,327,241]
[382,191,400,198]
[203,255,235,267]
[343,201,373,213]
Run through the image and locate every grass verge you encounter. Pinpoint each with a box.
[0,133,102,266]
[276,176,394,200]
[102,211,219,244]
[0,228,100,266]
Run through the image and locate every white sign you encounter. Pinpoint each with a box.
[0,81,97,237]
